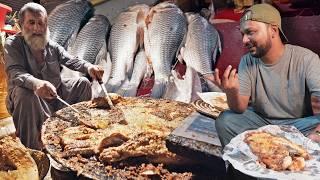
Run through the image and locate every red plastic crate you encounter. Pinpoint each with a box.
[0,3,12,30]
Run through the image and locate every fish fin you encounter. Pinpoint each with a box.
[172,46,185,70]
[143,23,151,58]
[145,57,154,78]
[191,68,202,101]
[178,47,185,64]
[217,33,222,54]
[145,63,154,78]
[126,57,135,81]
[145,9,155,27]
[151,78,168,98]
[211,32,222,67]
[137,10,146,49]
[137,27,144,50]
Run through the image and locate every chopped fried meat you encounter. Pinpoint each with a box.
[90,97,110,109]
[77,107,127,129]
[99,132,174,164]
[97,133,129,152]
[42,96,197,178]
[0,136,39,180]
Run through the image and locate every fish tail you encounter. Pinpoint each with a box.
[151,78,168,98]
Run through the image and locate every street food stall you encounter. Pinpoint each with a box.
[0,0,320,179]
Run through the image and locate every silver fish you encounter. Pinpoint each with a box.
[116,48,150,97]
[107,4,150,93]
[48,0,94,48]
[61,14,111,79]
[180,13,221,79]
[180,13,221,92]
[68,14,111,64]
[163,67,202,103]
[144,2,187,98]
[40,0,70,14]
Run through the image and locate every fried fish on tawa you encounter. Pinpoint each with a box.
[80,95,127,129]
[59,125,133,158]
[244,132,310,171]
[99,131,170,163]
[89,93,125,109]
[0,136,39,180]
[43,96,196,178]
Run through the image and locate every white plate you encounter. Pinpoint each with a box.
[197,92,229,111]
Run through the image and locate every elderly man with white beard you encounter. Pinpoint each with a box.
[4,3,104,150]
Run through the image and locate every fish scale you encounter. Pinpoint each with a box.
[181,13,221,92]
[61,14,111,80]
[182,13,220,75]
[145,2,187,98]
[48,0,94,48]
[68,14,111,65]
[107,4,150,93]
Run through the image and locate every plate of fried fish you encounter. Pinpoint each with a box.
[223,125,320,179]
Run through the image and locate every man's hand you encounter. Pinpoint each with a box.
[88,65,104,81]
[311,96,320,115]
[210,65,240,94]
[307,124,320,143]
[205,65,249,113]
[33,80,57,99]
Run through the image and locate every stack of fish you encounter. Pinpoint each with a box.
[106,4,150,93]
[48,0,94,49]
[48,0,221,103]
[61,14,111,82]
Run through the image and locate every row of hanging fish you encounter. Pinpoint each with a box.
[47,0,221,103]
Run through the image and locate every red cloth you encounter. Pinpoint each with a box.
[282,15,320,55]
[215,22,247,74]
[273,1,320,17]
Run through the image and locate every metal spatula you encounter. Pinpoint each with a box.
[98,81,114,108]
[56,96,81,114]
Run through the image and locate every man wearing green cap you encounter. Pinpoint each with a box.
[209,3,320,147]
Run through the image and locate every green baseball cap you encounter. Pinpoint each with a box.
[240,3,288,43]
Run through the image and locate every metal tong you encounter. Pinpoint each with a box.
[98,80,114,108]
[56,96,81,114]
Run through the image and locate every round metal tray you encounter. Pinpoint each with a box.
[41,97,198,179]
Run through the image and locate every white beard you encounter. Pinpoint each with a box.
[23,28,50,50]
